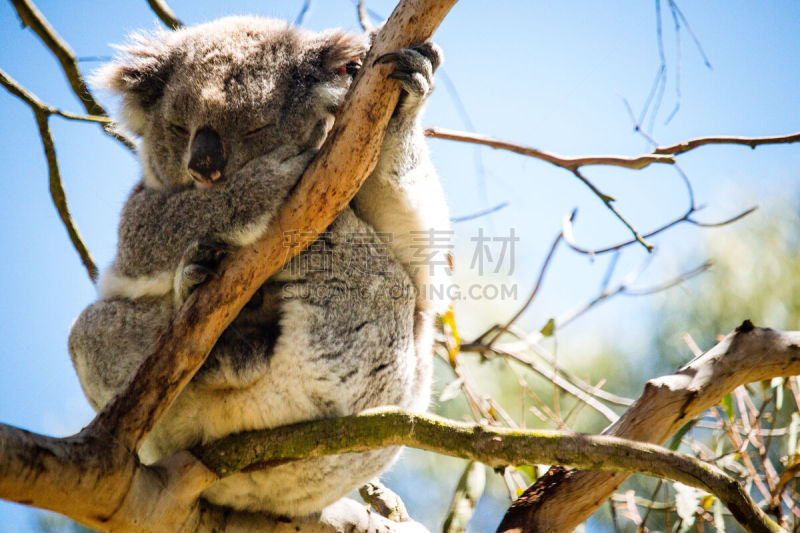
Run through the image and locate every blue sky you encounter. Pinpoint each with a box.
[0,1,798,531]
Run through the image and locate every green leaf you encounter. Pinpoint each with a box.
[668,420,695,450]
[516,464,537,483]
[722,393,734,419]
[539,318,555,337]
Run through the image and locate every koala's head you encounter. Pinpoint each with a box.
[97,17,366,190]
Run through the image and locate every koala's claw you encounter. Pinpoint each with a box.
[374,42,442,99]
[182,263,217,285]
[175,239,232,305]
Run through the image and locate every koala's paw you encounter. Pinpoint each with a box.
[175,240,231,306]
[375,42,443,100]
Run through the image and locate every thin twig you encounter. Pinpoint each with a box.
[483,231,562,347]
[669,0,712,69]
[664,0,683,124]
[425,127,676,170]
[146,0,184,30]
[770,457,800,510]
[654,132,800,155]
[356,0,374,32]
[640,0,667,133]
[9,0,136,151]
[623,261,712,296]
[489,346,621,423]
[469,323,635,407]
[0,68,98,282]
[451,201,508,223]
[435,73,491,212]
[563,205,756,256]
[427,126,800,172]
[295,0,312,25]
[572,168,654,251]
[426,126,787,254]
[0,68,110,125]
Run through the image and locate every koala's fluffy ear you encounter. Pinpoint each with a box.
[318,30,367,76]
[93,31,173,136]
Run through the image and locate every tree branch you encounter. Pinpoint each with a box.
[425,127,800,170]
[356,0,374,32]
[425,127,661,251]
[146,0,184,30]
[0,68,99,282]
[497,321,800,533]
[9,0,136,151]
[653,132,800,155]
[191,408,779,532]
[425,127,676,170]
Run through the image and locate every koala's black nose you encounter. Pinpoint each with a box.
[188,127,226,187]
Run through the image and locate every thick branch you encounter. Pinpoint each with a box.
[0,419,427,533]
[9,0,136,150]
[498,322,800,533]
[194,408,778,532]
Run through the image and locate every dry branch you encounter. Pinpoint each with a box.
[0,1,456,531]
[425,127,676,170]
[146,0,184,29]
[425,127,798,254]
[426,127,800,170]
[357,0,375,32]
[425,127,659,250]
[0,68,99,282]
[498,321,800,533]
[9,0,136,151]
[653,132,800,155]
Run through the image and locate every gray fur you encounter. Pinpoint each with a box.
[69,16,449,517]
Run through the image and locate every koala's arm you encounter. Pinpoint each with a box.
[104,147,314,292]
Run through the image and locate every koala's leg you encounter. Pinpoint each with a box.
[68,297,171,411]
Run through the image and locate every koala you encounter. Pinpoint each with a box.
[68,16,450,517]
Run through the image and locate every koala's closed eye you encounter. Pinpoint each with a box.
[243,125,268,138]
